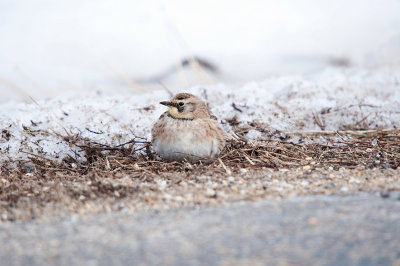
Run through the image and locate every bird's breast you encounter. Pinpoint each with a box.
[153,118,221,161]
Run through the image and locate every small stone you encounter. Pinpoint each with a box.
[380,191,390,198]
[239,168,247,174]
[133,163,140,170]
[174,196,184,202]
[162,193,172,200]
[366,148,373,152]
[78,195,86,200]
[349,177,361,184]
[301,180,309,186]
[227,176,235,182]
[184,162,193,170]
[306,157,313,161]
[340,186,349,192]
[205,188,216,198]
[303,165,311,171]
[157,180,167,190]
[197,176,207,181]
[371,139,378,146]
[308,217,318,226]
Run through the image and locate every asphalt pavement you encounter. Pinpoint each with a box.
[1,193,399,266]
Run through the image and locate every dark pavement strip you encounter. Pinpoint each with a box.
[1,193,399,266]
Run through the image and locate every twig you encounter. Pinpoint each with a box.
[218,158,232,175]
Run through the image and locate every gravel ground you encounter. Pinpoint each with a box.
[1,193,399,266]
[1,167,400,221]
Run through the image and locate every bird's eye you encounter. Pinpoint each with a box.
[178,102,184,106]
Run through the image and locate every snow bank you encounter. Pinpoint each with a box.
[1,67,399,164]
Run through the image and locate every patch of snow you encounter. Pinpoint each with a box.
[1,67,399,165]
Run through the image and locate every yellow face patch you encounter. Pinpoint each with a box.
[168,106,188,119]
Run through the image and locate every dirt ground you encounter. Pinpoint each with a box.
[1,165,399,221]
[1,129,400,221]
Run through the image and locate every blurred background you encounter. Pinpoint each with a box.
[1,0,400,102]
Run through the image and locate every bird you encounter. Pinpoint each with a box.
[151,92,225,162]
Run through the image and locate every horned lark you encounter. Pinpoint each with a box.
[151,93,225,162]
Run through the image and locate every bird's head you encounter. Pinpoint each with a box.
[160,93,209,120]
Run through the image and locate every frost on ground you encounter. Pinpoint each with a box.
[1,67,400,165]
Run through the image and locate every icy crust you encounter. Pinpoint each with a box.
[1,67,399,164]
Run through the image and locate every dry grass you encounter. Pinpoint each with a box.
[1,128,399,221]
[25,128,399,173]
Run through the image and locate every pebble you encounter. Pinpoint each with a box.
[157,180,167,190]
[380,191,390,198]
[308,217,318,226]
[184,162,193,170]
[174,196,184,202]
[301,180,310,186]
[239,168,247,174]
[205,189,216,198]
[162,194,172,201]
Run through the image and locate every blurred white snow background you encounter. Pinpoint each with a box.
[1,0,400,100]
[1,0,400,163]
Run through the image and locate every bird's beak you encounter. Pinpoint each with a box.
[160,101,178,107]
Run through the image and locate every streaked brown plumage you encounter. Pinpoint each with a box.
[151,93,225,162]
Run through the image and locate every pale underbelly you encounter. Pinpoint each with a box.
[154,133,219,162]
